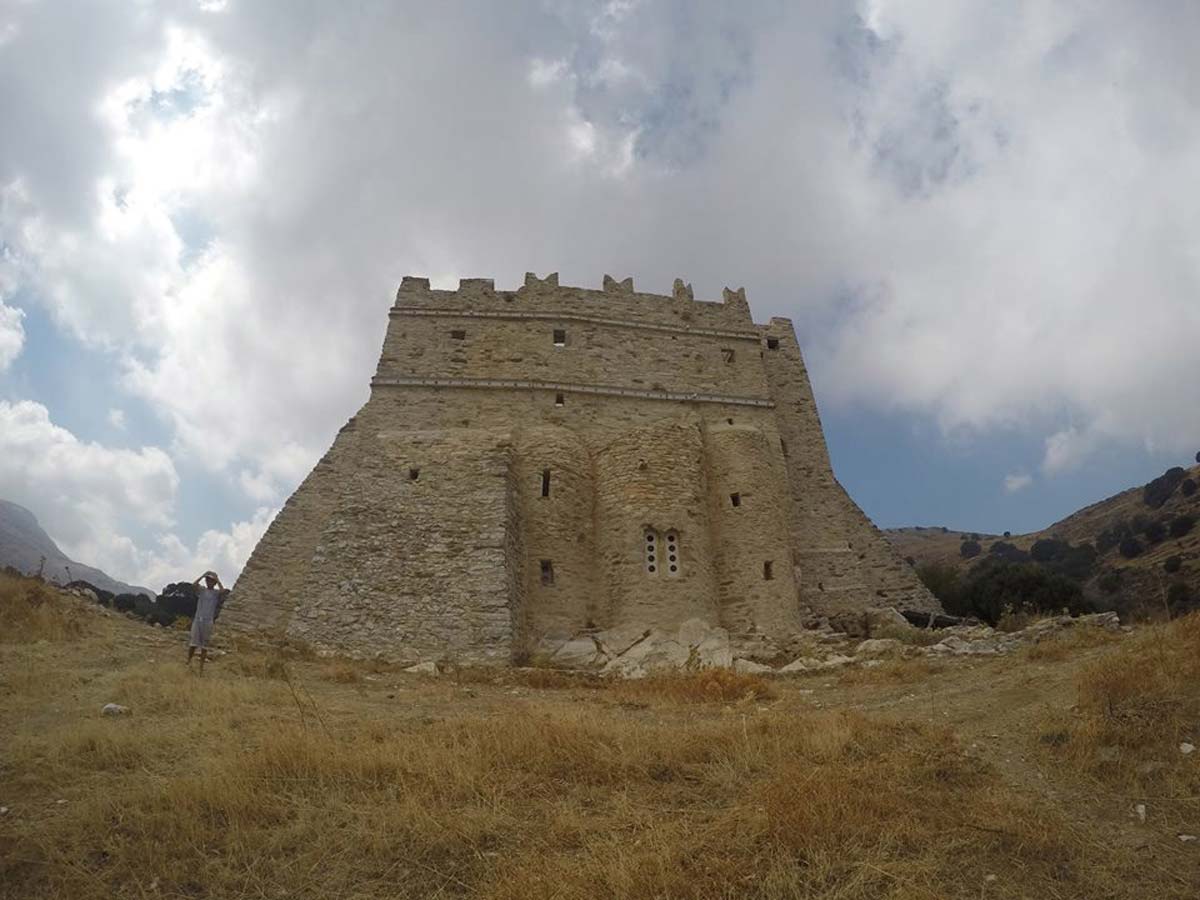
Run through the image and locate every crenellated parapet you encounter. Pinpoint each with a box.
[392,272,757,330]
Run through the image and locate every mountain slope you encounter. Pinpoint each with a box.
[0,499,153,597]
[886,463,1200,614]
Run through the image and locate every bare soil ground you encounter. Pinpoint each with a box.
[2,576,1197,899]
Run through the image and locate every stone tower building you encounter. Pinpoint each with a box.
[231,273,938,663]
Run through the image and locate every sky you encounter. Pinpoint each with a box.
[1,0,1198,590]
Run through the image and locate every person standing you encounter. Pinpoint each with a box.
[187,570,225,674]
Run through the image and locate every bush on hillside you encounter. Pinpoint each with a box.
[947,559,1086,624]
[1097,570,1123,594]
[1142,520,1167,544]
[1003,530,1012,538]
[916,562,961,609]
[1119,536,1143,559]
[1182,478,1197,498]
[1170,514,1195,539]
[1143,466,1187,509]
[1196,450,1200,464]
[960,540,982,559]
[1030,539,1066,563]
[1163,555,1183,574]
[989,541,1030,563]
[1167,582,1195,616]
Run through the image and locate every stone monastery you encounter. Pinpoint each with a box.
[231,273,939,663]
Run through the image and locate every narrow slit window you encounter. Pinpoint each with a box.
[721,347,735,364]
[763,561,774,581]
[540,468,551,497]
[780,438,788,458]
[555,392,565,407]
[540,560,555,586]
[730,493,741,508]
[450,329,466,340]
[553,329,566,347]
[666,531,680,576]
[766,338,780,350]
[644,529,658,575]
[408,467,420,481]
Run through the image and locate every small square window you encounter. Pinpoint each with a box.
[766,338,780,350]
[450,329,466,340]
[763,560,774,581]
[553,329,566,346]
[540,560,555,585]
[730,493,741,508]
[555,392,565,407]
[721,347,735,364]
[408,468,420,481]
[541,468,551,497]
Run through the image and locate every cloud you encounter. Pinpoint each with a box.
[107,408,127,430]
[0,399,178,568]
[0,300,23,370]
[0,0,1198,571]
[1003,473,1033,494]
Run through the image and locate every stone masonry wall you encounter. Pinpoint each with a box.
[232,273,939,663]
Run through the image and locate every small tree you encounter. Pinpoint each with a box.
[960,540,982,559]
[1170,514,1196,538]
[1163,555,1183,574]
[1181,478,1197,497]
[1119,536,1143,559]
[1143,520,1167,544]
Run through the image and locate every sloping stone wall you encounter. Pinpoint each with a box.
[231,274,938,663]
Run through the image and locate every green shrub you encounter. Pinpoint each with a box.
[1030,539,1066,563]
[1142,520,1166,544]
[1143,466,1187,509]
[1167,582,1194,615]
[1097,570,1123,594]
[960,540,982,559]
[1170,514,1195,538]
[1164,556,1183,574]
[949,560,1085,624]
[1182,478,1197,498]
[1119,536,1143,559]
[916,562,961,608]
[989,541,1029,563]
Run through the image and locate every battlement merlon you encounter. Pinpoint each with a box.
[392,273,757,329]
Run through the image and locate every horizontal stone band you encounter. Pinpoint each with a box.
[391,306,763,342]
[371,375,776,408]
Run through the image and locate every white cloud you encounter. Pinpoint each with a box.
[121,506,277,591]
[107,408,127,430]
[0,399,179,568]
[0,1,1197,567]
[0,300,23,370]
[1004,472,1033,494]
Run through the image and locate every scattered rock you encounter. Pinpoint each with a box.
[547,637,608,670]
[865,607,911,633]
[854,638,903,658]
[0,806,9,816]
[1180,742,1195,755]
[732,658,773,674]
[1096,746,1119,763]
[1135,803,1147,823]
[404,661,439,675]
[1179,834,1197,843]
[101,703,130,717]
[778,658,812,673]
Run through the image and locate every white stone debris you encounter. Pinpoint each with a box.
[1135,803,1146,823]
[403,661,439,675]
[1180,742,1195,755]
[101,703,130,717]
[1179,834,1197,843]
[854,638,903,657]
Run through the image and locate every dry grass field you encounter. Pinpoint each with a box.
[2,573,1198,899]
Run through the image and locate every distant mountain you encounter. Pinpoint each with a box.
[885,463,1200,614]
[0,499,153,598]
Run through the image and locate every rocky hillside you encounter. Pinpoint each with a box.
[886,462,1200,615]
[0,499,153,598]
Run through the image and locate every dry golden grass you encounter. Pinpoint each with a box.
[867,622,941,647]
[1039,612,1200,803]
[2,578,1196,899]
[0,573,86,643]
[838,657,947,686]
[1021,625,1123,662]
[614,667,774,704]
